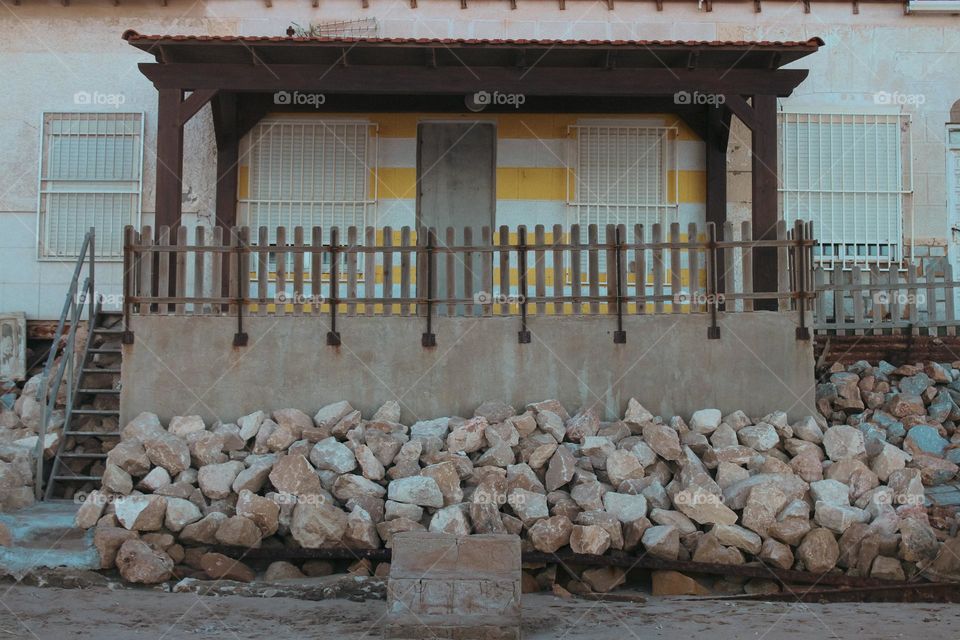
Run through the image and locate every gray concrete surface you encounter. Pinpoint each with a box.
[0,502,98,577]
[120,312,815,424]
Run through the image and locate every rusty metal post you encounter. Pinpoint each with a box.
[233,227,249,346]
[707,222,721,339]
[422,228,436,347]
[326,227,342,346]
[613,225,626,343]
[517,226,531,344]
[122,226,135,344]
[795,219,811,340]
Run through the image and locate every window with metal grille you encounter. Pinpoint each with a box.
[568,124,678,230]
[38,113,144,260]
[240,118,376,245]
[779,111,912,268]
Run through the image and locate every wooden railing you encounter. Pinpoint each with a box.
[814,258,960,336]
[122,221,816,343]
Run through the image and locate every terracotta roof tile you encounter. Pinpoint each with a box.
[122,30,823,48]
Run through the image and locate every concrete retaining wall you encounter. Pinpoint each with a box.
[119,312,815,425]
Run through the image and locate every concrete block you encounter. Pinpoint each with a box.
[389,532,459,578]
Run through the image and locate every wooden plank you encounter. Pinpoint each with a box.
[227,227,239,317]
[945,262,957,337]
[687,223,700,313]
[908,262,920,336]
[211,227,223,315]
[588,224,600,315]
[669,223,681,314]
[833,269,847,335]
[552,224,564,316]
[722,222,736,311]
[852,266,864,337]
[570,224,582,315]
[464,227,475,317]
[311,227,322,314]
[239,227,250,314]
[815,268,827,332]
[869,266,882,333]
[445,226,456,317]
[257,227,268,316]
[383,225,394,317]
[481,226,492,317]
[193,226,206,315]
[535,225,546,316]
[605,223,616,315]
[400,226,412,317]
[634,224,646,315]
[139,225,153,316]
[365,227,376,316]
[346,226,358,316]
[888,268,901,332]
[293,226,305,316]
[777,220,789,311]
[652,223,664,314]
[274,227,286,317]
[925,259,939,333]
[499,226,510,316]
[175,226,187,315]
[157,226,170,315]
[741,221,753,312]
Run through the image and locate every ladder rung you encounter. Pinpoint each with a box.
[77,388,120,395]
[65,431,121,437]
[71,409,119,416]
[52,475,101,482]
[58,452,107,459]
[93,328,125,335]
[81,368,121,374]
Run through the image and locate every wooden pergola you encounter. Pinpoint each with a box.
[124,30,822,301]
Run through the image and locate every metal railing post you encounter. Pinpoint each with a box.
[234,228,249,347]
[421,228,436,347]
[613,225,626,344]
[517,226,531,344]
[707,222,721,339]
[795,220,811,340]
[327,227,342,346]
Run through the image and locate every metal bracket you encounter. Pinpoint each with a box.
[518,227,531,344]
[421,229,436,348]
[327,228,342,347]
[122,331,135,344]
[233,332,249,347]
[613,226,627,344]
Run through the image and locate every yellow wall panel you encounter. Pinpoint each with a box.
[668,170,707,204]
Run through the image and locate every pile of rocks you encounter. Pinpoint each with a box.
[72,360,960,593]
[0,375,64,512]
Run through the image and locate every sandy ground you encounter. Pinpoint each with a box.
[0,584,958,639]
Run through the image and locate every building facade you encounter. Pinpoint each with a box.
[0,0,958,319]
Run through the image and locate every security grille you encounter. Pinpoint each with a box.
[38,112,144,259]
[779,111,911,268]
[568,124,678,230]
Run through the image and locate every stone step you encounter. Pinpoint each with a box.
[0,502,99,576]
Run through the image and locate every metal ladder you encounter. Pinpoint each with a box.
[44,307,123,500]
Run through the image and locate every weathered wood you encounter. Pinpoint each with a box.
[687,222,700,313]
[175,226,187,315]
[652,224,664,314]
[552,224,564,316]
[293,226,305,316]
[347,226,358,316]
[464,226,475,317]
[741,221,753,312]
[365,227,376,316]
[274,227,286,318]
[481,226,493,317]
[852,266,865,337]
[670,223,681,314]
[139,225,154,316]
[634,224,646,315]
[588,224,599,315]
[445,226,456,317]
[777,220,789,311]
[400,227,412,317]
[383,226,394,317]
[946,262,957,337]
[193,226,206,315]
[570,224,582,315]
[535,225,546,316]
[257,227,268,316]
[157,226,171,315]
[499,226,511,317]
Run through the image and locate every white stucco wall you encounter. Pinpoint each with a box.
[0,0,958,318]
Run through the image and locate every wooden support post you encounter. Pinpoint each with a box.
[213,92,240,230]
[751,94,779,310]
[155,87,184,232]
[706,104,731,303]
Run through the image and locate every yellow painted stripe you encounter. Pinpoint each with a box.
[238,166,250,199]
[668,170,706,204]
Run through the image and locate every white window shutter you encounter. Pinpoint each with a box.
[38,113,143,259]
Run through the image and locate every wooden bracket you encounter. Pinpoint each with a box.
[754,0,761,11]
[852,0,859,12]
[803,0,810,12]
[656,0,663,10]
[509,0,517,8]
[559,0,566,9]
